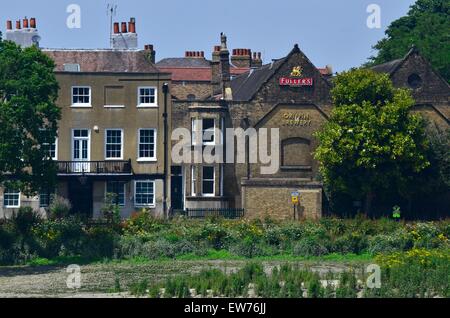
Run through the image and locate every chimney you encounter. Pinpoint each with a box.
[219,33,231,100]
[129,17,136,33]
[6,17,40,48]
[185,51,205,58]
[251,51,263,68]
[144,44,156,63]
[112,18,138,50]
[231,48,252,68]
[113,22,119,34]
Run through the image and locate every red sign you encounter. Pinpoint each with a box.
[279,77,313,86]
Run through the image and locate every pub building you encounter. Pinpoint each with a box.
[172,34,450,220]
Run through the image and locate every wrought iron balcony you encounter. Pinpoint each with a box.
[57,160,132,175]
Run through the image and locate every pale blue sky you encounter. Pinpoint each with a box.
[1,0,415,72]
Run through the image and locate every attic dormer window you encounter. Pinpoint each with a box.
[408,73,422,89]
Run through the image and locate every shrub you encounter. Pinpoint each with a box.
[82,226,118,259]
[123,209,166,235]
[229,236,265,258]
[331,232,368,254]
[368,230,413,255]
[101,193,121,224]
[48,196,71,219]
[293,237,328,257]
[115,235,145,259]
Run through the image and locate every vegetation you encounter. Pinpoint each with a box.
[128,251,449,298]
[0,208,448,266]
[0,36,60,195]
[367,0,450,83]
[315,69,430,215]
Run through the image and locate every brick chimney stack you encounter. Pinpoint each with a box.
[5,17,40,48]
[251,51,263,68]
[112,17,138,50]
[185,51,205,58]
[231,48,252,68]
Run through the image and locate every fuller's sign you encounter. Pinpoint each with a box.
[279,66,313,86]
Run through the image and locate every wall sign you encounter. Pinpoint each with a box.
[279,66,313,86]
[282,112,312,127]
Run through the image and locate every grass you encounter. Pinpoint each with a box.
[24,250,373,267]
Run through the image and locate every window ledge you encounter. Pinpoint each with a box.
[135,205,156,208]
[137,158,157,163]
[71,105,92,108]
[137,105,158,108]
[104,105,125,108]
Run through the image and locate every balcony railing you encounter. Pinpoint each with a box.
[57,160,132,175]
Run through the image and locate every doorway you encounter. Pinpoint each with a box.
[68,178,93,217]
[171,166,184,211]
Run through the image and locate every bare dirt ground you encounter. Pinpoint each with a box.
[0,260,365,298]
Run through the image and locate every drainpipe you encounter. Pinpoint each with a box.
[162,83,169,218]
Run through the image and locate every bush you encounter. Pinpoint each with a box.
[82,227,118,259]
[293,237,329,257]
[331,232,368,254]
[48,196,71,219]
[368,230,413,255]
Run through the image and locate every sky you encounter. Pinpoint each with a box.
[0,0,416,72]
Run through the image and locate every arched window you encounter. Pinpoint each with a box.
[187,94,196,101]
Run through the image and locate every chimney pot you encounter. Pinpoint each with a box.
[201,51,204,58]
[23,18,29,29]
[6,20,12,30]
[148,44,153,51]
[113,22,120,34]
[16,20,21,29]
[121,22,127,33]
[232,49,236,55]
[30,18,36,28]
[129,21,136,33]
[258,52,261,60]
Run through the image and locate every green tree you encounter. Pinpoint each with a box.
[314,69,430,215]
[368,0,450,82]
[0,35,60,195]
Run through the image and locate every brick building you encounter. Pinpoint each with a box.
[0,18,172,219]
[172,35,450,220]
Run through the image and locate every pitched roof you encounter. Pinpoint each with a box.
[370,58,403,74]
[43,49,161,73]
[156,57,211,68]
[157,67,211,81]
[230,58,287,101]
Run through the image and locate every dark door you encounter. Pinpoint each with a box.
[171,166,183,211]
[68,178,93,217]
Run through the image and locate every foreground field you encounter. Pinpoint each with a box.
[0,259,363,298]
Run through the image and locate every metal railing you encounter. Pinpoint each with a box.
[57,159,132,174]
[177,208,245,219]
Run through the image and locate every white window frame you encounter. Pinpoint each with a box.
[201,166,215,197]
[191,166,197,196]
[42,136,58,160]
[39,191,52,208]
[137,86,158,107]
[202,118,216,146]
[134,180,156,207]
[137,128,157,162]
[71,86,92,107]
[104,129,124,160]
[191,118,216,146]
[105,181,126,207]
[4,189,20,208]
